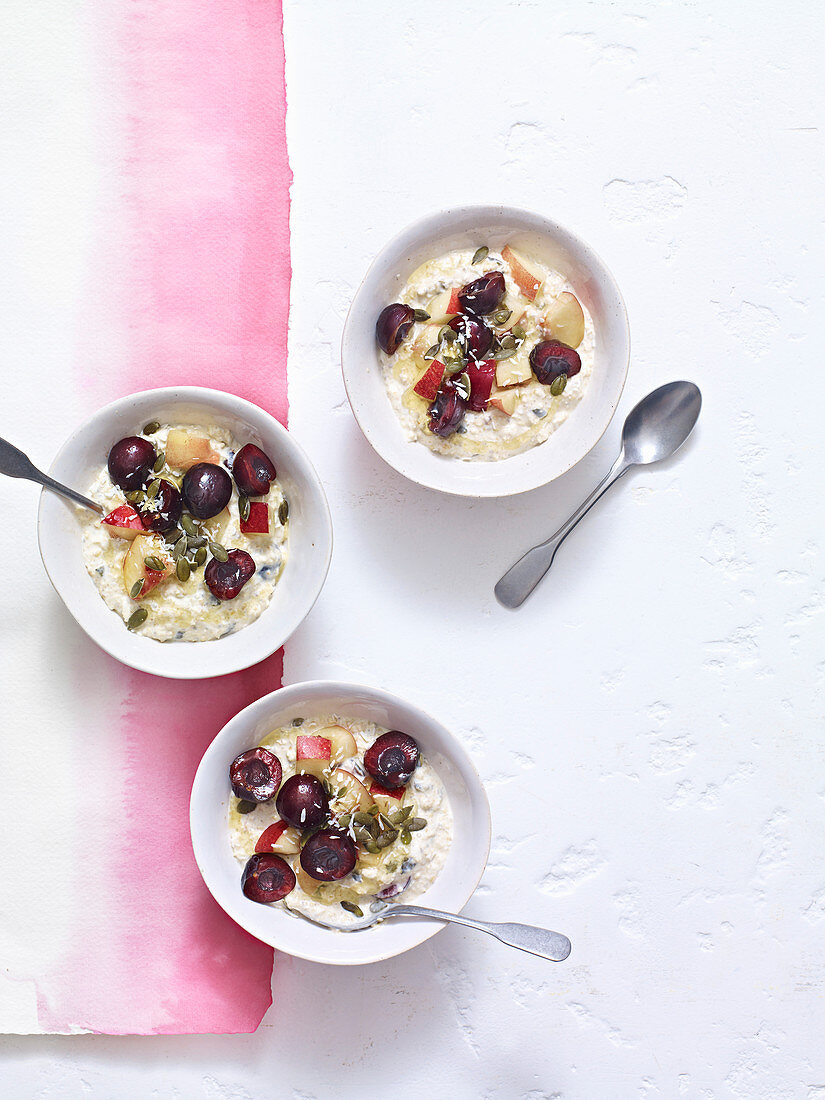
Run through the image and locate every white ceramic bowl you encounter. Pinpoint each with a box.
[37,387,332,679]
[190,681,492,965]
[342,205,630,497]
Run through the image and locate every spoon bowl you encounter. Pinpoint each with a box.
[621,380,702,466]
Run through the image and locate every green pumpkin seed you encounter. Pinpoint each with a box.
[126,490,142,504]
[210,543,228,563]
[147,479,161,500]
[493,345,518,361]
[423,344,441,361]
[386,862,397,873]
[292,717,304,726]
[413,308,430,322]
[550,373,568,397]
[511,324,526,341]
[239,495,250,522]
[237,800,257,814]
[278,500,289,526]
[187,535,206,549]
[142,420,160,435]
[173,540,186,561]
[408,817,427,831]
[129,579,145,599]
[353,812,374,826]
[441,326,458,343]
[389,806,413,825]
[340,900,363,918]
[367,804,380,816]
[493,308,512,326]
[144,555,165,572]
[194,546,207,567]
[153,452,165,473]
[472,245,489,264]
[176,558,190,582]
[181,514,198,536]
[337,814,352,829]
[400,827,412,845]
[364,840,380,854]
[127,607,148,631]
[376,829,399,849]
[499,333,517,350]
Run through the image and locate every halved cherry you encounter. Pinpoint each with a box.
[300,828,357,882]
[230,747,282,802]
[364,732,420,789]
[241,853,295,903]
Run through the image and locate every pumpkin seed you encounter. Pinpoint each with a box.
[367,804,380,816]
[147,479,161,500]
[376,829,399,849]
[237,800,257,814]
[187,535,206,549]
[353,825,373,844]
[337,814,352,829]
[364,840,380,854]
[511,324,526,341]
[340,900,363,918]
[210,543,228,563]
[423,343,441,361]
[144,555,165,571]
[413,308,430,322]
[493,308,512,326]
[239,495,250,522]
[292,717,304,726]
[278,499,289,526]
[127,607,148,630]
[176,558,190,582]
[181,514,198,535]
[153,452,165,472]
[453,372,471,401]
[126,491,142,504]
[550,373,568,397]
[353,812,374,827]
[408,817,427,831]
[194,547,207,567]
[400,827,412,845]
[441,326,458,343]
[499,333,517,350]
[368,817,380,840]
[142,420,160,435]
[129,579,145,599]
[173,539,186,561]
[389,806,412,825]
[472,245,489,264]
[493,345,518,361]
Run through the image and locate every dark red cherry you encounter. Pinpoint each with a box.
[182,462,233,519]
[457,270,506,316]
[448,314,494,360]
[107,436,156,491]
[230,746,283,801]
[136,479,182,533]
[376,303,416,355]
[300,828,357,882]
[428,386,466,438]
[364,731,420,789]
[232,444,276,497]
[242,853,295,903]
[276,773,329,829]
[529,340,582,385]
[205,549,256,600]
[465,359,497,412]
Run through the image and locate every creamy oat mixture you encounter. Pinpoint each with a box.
[229,715,453,929]
[81,423,287,642]
[379,245,595,460]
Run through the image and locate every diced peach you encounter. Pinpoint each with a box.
[240,502,269,535]
[329,768,372,813]
[122,534,173,598]
[502,245,543,301]
[101,505,147,540]
[541,292,585,349]
[320,725,358,764]
[255,821,301,856]
[495,355,533,388]
[165,429,220,471]
[296,735,332,779]
[369,782,404,814]
[489,389,518,415]
[413,360,445,402]
[426,288,460,324]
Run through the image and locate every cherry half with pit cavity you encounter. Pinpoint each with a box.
[136,479,183,533]
[300,828,357,882]
[529,340,582,386]
[428,386,466,438]
[364,731,420,790]
[448,314,494,360]
[182,462,233,519]
[457,270,506,316]
[230,746,283,802]
[242,853,296,903]
[107,436,156,491]
[376,303,416,355]
[232,444,276,497]
[204,549,256,601]
[275,773,329,830]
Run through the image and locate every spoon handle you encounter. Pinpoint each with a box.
[388,903,572,962]
[494,453,630,608]
[0,436,103,515]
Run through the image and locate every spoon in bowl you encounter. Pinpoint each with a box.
[287,900,572,962]
[495,380,702,609]
[0,435,103,514]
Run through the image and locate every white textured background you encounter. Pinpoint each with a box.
[2,0,824,1095]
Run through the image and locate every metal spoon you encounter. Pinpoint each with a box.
[287,900,572,962]
[495,380,702,608]
[0,435,103,514]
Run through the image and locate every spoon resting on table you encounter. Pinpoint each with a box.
[495,380,702,609]
[0,435,103,514]
[289,899,572,962]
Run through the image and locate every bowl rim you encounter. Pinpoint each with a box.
[341,203,631,498]
[189,679,493,965]
[37,385,333,679]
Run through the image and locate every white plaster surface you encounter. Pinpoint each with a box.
[1,0,824,1095]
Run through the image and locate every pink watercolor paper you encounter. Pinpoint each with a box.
[22,0,291,1034]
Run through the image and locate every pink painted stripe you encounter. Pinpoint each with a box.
[38,0,290,1034]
